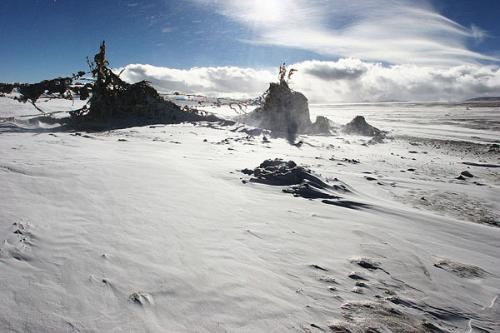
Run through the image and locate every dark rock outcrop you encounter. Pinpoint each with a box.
[69,42,221,130]
[246,159,327,187]
[240,159,369,209]
[239,81,335,142]
[71,80,218,130]
[3,41,222,130]
[460,170,473,178]
[307,116,336,135]
[239,81,311,142]
[342,116,382,137]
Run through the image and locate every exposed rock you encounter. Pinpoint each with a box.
[355,281,368,288]
[239,81,311,142]
[310,264,329,271]
[330,157,361,165]
[283,182,340,200]
[489,143,499,153]
[307,116,337,135]
[70,72,218,130]
[460,171,474,178]
[244,159,329,187]
[240,159,370,210]
[239,81,335,142]
[351,258,381,271]
[342,116,384,137]
[12,41,222,130]
[128,292,154,306]
[348,272,368,280]
[367,133,386,144]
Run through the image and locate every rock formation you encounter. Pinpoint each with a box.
[239,81,312,142]
[241,159,368,209]
[239,70,335,143]
[307,116,336,135]
[1,41,221,130]
[69,41,219,130]
[342,116,382,137]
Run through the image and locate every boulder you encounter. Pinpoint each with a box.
[307,116,336,135]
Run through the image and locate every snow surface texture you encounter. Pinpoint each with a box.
[0,97,499,332]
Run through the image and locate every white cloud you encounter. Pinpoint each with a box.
[294,60,500,102]
[120,64,274,99]
[119,60,500,102]
[190,0,498,66]
[119,1,500,103]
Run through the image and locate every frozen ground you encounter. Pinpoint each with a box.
[0,97,499,332]
[196,101,500,144]
[309,103,500,145]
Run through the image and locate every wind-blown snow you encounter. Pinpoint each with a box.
[0,97,499,332]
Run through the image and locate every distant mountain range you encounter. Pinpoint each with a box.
[465,96,500,102]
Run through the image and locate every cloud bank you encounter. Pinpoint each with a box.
[121,64,274,99]
[120,1,500,102]
[191,0,497,66]
[120,59,500,102]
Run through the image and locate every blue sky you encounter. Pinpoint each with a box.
[1,0,499,83]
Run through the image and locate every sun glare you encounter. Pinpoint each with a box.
[247,0,288,25]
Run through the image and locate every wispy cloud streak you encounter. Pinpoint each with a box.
[191,0,497,65]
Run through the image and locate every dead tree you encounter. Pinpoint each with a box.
[1,41,222,129]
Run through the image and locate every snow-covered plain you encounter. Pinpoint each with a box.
[0,97,499,332]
